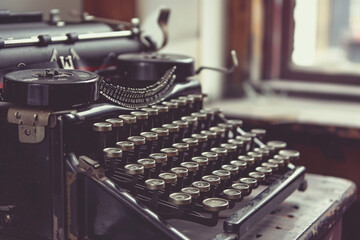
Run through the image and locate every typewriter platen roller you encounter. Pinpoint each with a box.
[0,9,306,240]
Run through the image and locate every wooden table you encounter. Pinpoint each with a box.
[241,174,356,240]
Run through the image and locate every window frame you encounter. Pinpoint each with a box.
[262,0,360,85]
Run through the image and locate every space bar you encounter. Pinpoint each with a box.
[223,165,306,236]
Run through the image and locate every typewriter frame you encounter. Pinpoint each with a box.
[0,9,306,240]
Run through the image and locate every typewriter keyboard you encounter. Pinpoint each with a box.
[79,93,300,232]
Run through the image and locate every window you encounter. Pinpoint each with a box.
[262,0,360,84]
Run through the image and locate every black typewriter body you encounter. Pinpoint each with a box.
[0,10,306,240]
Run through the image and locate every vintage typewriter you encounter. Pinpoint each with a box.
[0,9,307,240]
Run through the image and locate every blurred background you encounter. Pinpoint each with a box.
[2,0,360,239]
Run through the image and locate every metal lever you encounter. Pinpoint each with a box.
[156,8,171,51]
[195,50,239,74]
[78,155,106,180]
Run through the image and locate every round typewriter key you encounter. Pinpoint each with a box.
[152,105,168,125]
[210,126,226,146]
[137,158,156,168]
[179,96,195,104]
[192,181,211,192]
[211,147,227,156]
[182,187,200,199]
[149,153,167,163]
[228,139,244,148]
[159,172,177,184]
[220,143,237,153]
[140,107,158,130]
[188,94,203,111]
[274,154,290,164]
[149,152,167,177]
[202,175,221,185]
[173,120,189,129]
[116,141,135,151]
[124,164,144,175]
[140,132,158,141]
[128,136,146,145]
[181,162,199,172]
[268,158,285,167]
[209,126,225,135]
[151,105,168,113]
[172,143,189,152]
[236,136,251,146]
[105,118,124,145]
[191,112,206,121]
[232,183,251,196]
[188,93,203,101]
[223,189,242,200]
[212,170,231,180]
[93,122,112,132]
[171,98,186,106]
[171,167,189,178]
[201,152,218,161]
[182,138,198,147]
[201,130,216,139]
[162,124,179,133]
[141,107,158,116]
[279,149,300,161]
[172,120,189,141]
[151,127,169,137]
[221,165,239,175]
[103,147,122,175]
[160,148,178,157]
[131,111,148,133]
[247,151,262,162]
[221,143,237,161]
[138,158,156,178]
[160,148,178,170]
[119,115,137,124]
[181,116,197,125]
[162,124,180,146]
[105,118,123,127]
[255,166,272,177]
[203,198,229,212]
[262,162,278,171]
[211,147,227,168]
[103,147,122,158]
[240,177,258,188]
[267,140,287,151]
[254,147,270,158]
[151,127,169,151]
[131,111,148,120]
[191,133,207,143]
[172,143,189,162]
[162,101,178,109]
[169,193,192,206]
[230,160,247,170]
[191,156,209,166]
[145,179,165,190]
[249,172,265,182]
[238,155,255,166]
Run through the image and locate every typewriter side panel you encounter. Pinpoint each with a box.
[0,105,65,240]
